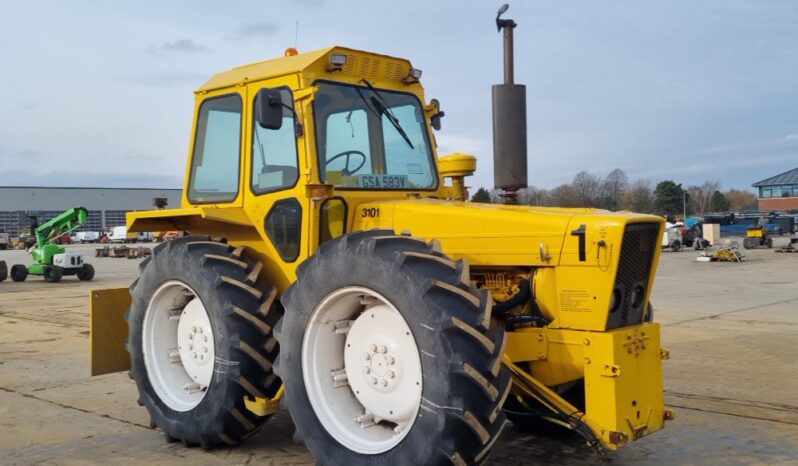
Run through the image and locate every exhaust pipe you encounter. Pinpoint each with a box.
[492,4,528,200]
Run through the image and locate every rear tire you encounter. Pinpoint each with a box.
[0,261,7,282]
[127,236,282,448]
[10,264,27,282]
[278,230,511,465]
[44,266,63,283]
[77,263,95,281]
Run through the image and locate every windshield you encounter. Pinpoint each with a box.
[314,81,437,189]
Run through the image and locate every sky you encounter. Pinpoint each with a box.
[0,0,796,192]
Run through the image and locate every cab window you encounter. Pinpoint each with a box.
[314,82,437,190]
[188,94,242,203]
[251,88,299,194]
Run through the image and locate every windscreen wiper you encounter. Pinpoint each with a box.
[361,79,414,149]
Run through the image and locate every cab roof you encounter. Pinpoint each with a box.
[196,46,415,93]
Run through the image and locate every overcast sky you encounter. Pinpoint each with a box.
[1,0,796,192]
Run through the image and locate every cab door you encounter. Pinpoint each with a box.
[243,80,309,288]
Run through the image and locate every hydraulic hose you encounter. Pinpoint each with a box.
[491,277,551,328]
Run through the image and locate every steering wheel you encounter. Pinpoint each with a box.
[325,150,367,176]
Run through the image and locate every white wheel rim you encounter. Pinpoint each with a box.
[302,287,423,454]
[142,280,215,412]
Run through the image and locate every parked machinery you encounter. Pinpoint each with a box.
[11,207,95,283]
[661,224,683,252]
[90,5,671,464]
[743,225,773,249]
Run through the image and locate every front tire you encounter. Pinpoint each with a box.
[0,261,7,282]
[44,265,63,283]
[77,263,95,281]
[127,236,282,448]
[10,264,27,282]
[277,230,511,465]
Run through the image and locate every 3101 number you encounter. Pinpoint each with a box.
[361,207,380,218]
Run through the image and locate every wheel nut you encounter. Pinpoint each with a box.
[381,379,388,387]
[188,333,193,339]
[387,370,395,379]
[387,356,395,365]
[379,345,388,353]
[364,367,371,374]
[369,376,377,385]
[192,326,197,332]
[203,347,208,353]
[369,344,378,352]
[364,352,371,361]
[203,335,208,342]
[189,344,193,350]
[197,327,203,334]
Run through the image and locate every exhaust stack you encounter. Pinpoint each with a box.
[492,4,528,199]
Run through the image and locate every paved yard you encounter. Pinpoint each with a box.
[1,240,796,465]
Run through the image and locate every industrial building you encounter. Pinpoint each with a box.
[752,167,798,211]
[0,186,182,237]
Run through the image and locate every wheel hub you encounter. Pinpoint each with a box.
[177,299,215,387]
[302,286,424,454]
[142,281,215,412]
[344,304,421,424]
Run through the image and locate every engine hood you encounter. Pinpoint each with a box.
[351,198,663,267]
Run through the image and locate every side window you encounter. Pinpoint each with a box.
[265,198,302,262]
[319,197,347,244]
[252,88,299,194]
[188,94,242,203]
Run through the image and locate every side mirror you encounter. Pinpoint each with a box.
[429,98,445,131]
[255,88,284,130]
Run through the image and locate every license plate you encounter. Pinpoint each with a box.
[358,175,408,189]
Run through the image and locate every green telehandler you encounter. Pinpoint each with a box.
[10,207,95,283]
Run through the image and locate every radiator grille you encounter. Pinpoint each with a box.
[607,223,659,329]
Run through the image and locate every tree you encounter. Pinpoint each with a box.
[686,180,720,216]
[654,180,687,216]
[517,186,550,206]
[571,171,601,207]
[549,184,580,207]
[620,179,655,213]
[725,189,758,211]
[599,168,628,210]
[709,190,730,212]
[470,187,492,203]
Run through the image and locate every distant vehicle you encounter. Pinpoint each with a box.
[109,226,129,243]
[137,232,155,242]
[0,229,8,250]
[662,222,683,252]
[71,231,100,243]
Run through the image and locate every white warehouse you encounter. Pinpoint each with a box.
[0,186,182,236]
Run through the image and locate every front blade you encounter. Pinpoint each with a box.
[90,287,131,376]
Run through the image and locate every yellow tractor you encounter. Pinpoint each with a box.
[90,5,670,464]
